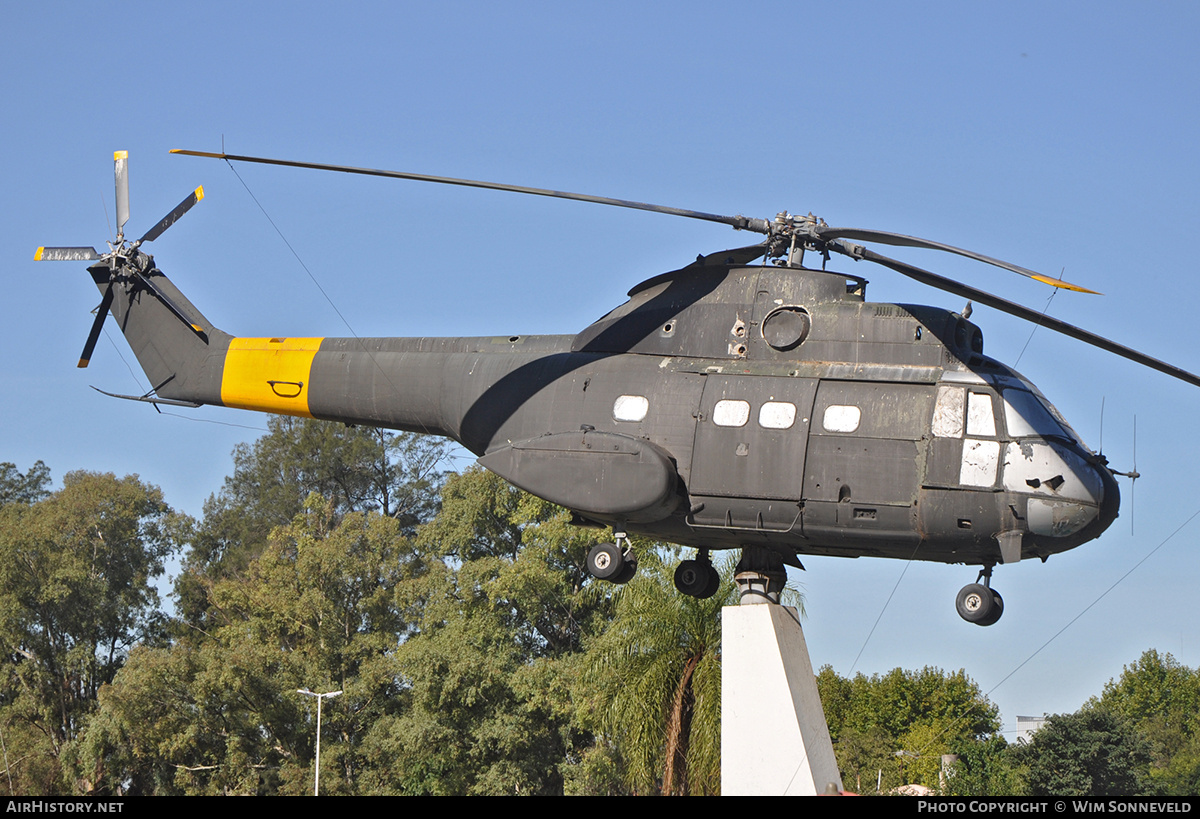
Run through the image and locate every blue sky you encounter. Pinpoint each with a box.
[5,1,1200,739]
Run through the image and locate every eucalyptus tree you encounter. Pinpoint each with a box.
[0,471,175,794]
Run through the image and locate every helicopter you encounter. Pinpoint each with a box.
[36,150,1198,626]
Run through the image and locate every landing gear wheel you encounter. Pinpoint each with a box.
[613,555,638,585]
[587,542,625,581]
[675,560,720,599]
[955,583,995,625]
[978,589,1004,626]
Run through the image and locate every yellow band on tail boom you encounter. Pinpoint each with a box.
[220,337,324,417]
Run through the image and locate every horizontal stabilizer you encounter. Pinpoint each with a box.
[90,385,201,408]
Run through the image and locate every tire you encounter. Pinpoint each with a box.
[955,583,995,624]
[613,558,638,585]
[674,560,709,597]
[978,589,1004,626]
[587,542,625,581]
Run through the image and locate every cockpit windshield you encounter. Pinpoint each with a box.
[1001,388,1078,445]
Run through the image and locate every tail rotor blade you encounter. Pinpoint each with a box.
[137,186,204,245]
[1130,415,1138,536]
[78,284,114,368]
[114,150,130,233]
[35,247,101,261]
[132,271,204,333]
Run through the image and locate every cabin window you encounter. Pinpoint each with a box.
[932,386,965,438]
[759,401,797,430]
[613,395,649,422]
[713,399,751,427]
[966,392,996,437]
[823,405,861,433]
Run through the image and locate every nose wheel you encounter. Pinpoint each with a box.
[956,567,1004,626]
[586,532,638,585]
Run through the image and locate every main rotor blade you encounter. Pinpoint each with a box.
[852,245,1200,388]
[171,149,769,233]
[137,186,205,245]
[114,150,130,232]
[35,246,101,261]
[78,284,114,368]
[818,227,1099,294]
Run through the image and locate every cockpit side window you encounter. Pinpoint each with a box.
[966,392,997,437]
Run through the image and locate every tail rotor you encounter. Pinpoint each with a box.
[35,150,205,367]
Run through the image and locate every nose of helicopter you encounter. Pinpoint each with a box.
[1094,460,1121,534]
[1013,442,1119,545]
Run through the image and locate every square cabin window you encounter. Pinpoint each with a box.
[759,401,797,430]
[713,399,750,427]
[613,395,649,422]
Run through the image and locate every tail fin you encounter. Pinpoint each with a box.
[89,250,231,405]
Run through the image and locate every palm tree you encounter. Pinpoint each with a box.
[580,548,737,795]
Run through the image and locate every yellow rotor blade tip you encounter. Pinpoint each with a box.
[195,185,205,200]
[114,150,128,160]
[34,247,44,261]
[1031,273,1102,295]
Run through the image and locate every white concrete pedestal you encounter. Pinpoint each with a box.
[721,604,841,795]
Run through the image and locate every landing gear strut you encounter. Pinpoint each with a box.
[956,565,1004,626]
[586,531,637,585]
[674,548,720,599]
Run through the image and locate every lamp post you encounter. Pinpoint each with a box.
[297,688,342,795]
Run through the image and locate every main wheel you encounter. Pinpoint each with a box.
[978,589,1004,626]
[955,583,995,624]
[587,542,625,581]
[675,560,719,598]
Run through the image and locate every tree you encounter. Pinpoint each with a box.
[0,461,51,507]
[1016,707,1150,796]
[362,468,611,795]
[816,664,1002,793]
[0,472,175,794]
[943,732,1024,797]
[177,418,450,629]
[1093,649,1200,794]
[576,549,737,796]
[188,417,449,573]
[80,501,419,795]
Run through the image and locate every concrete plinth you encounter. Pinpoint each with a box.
[721,604,841,795]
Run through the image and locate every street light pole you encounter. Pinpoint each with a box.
[298,688,342,795]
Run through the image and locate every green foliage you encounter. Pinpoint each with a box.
[0,472,176,794]
[187,417,449,575]
[364,468,610,795]
[1016,707,1151,796]
[0,461,51,507]
[943,733,1025,797]
[82,501,418,795]
[1092,649,1200,794]
[177,417,450,630]
[817,664,1002,793]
